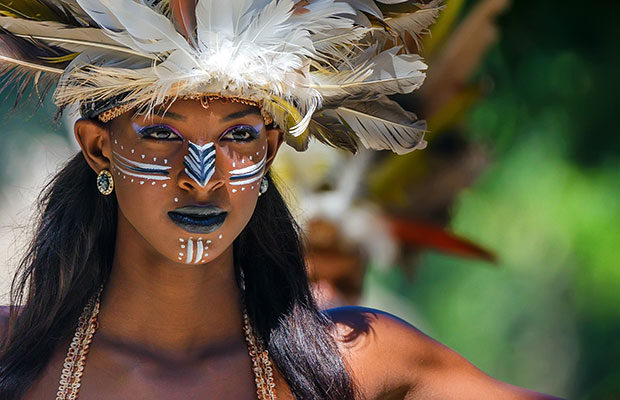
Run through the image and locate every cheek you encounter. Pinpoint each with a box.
[219,142,267,195]
[110,137,176,189]
[109,138,180,229]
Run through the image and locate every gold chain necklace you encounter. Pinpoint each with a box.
[55,290,277,400]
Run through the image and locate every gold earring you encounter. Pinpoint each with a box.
[97,169,114,195]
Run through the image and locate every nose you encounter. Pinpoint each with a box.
[178,141,224,192]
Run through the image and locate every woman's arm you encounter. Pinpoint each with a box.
[327,307,564,400]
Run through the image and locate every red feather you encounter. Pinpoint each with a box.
[389,217,497,263]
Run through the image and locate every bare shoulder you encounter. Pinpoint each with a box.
[324,306,564,400]
[323,306,443,399]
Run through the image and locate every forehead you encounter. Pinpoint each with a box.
[140,99,262,124]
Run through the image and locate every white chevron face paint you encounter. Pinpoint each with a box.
[228,152,266,187]
[112,151,171,182]
[184,141,216,187]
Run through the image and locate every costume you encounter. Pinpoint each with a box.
[0,0,441,154]
[0,1,442,398]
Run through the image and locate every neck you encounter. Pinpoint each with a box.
[98,213,243,354]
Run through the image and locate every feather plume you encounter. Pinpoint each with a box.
[0,0,442,155]
[342,0,383,19]
[0,27,66,106]
[312,46,427,106]
[264,95,310,150]
[0,15,157,58]
[46,0,98,26]
[324,95,426,154]
[0,0,84,25]
[380,0,444,49]
[170,0,197,41]
[309,112,359,153]
[78,0,197,57]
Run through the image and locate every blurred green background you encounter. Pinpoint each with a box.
[366,1,620,399]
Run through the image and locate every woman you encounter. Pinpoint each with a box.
[0,0,563,399]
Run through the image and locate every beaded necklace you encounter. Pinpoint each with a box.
[55,290,277,399]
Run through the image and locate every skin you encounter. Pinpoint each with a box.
[0,99,562,400]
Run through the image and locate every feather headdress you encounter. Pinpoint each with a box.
[0,0,443,154]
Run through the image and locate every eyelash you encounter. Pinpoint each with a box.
[136,124,259,142]
[138,125,182,141]
[220,125,260,142]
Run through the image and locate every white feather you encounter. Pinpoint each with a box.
[339,0,383,19]
[312,47,427,103]
[49,0,437,156]
[77,0,198,64]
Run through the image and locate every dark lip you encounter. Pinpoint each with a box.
[171,205,226,216]
[168,206,227,234]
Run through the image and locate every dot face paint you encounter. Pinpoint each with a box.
[183,141,216,188]
[109,101,270,269]
[177,237,210,264]
[228,152,266,186]
[112,151,171,181]
[108,122,183,186]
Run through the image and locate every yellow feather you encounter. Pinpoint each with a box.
[39,52,79,63]
[267,95,311,151]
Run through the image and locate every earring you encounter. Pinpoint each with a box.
[259,176,269,196]
[97,169,114,195]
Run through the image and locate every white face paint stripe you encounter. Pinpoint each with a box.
[186,239,194,264]
[179,238,211,264]
[112,151,171,181]
[184,141,216,187]
[113,165,171,181]
[195,240,204,263]
[184,157,215,177]
[228,153,266,187]
[229,174,263,186]
[184,166,215,188]
[113,151,171,171]
[229,153,267,175]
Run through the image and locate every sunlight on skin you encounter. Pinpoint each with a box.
[107,100,272,266]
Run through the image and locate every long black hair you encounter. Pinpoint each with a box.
[0,152,358,399]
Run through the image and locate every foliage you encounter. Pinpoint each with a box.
[367,0,620,398]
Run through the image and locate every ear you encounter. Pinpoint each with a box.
[264,126,285,172]
[74,118,113,173]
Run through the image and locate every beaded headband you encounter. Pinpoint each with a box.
[95,94,273,125]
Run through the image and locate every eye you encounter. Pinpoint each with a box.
[221,125,260,142]
[137,124,182,141]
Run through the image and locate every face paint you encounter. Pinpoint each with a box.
[112,151,171,181]
[178,237,210,264]
[184,141,216,187]
[228,152,266,186]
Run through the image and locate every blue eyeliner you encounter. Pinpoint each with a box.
[220,123,263,142]
[132,122,184,140]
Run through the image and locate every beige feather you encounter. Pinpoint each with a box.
[324,95,427,154]
[311,47,427,107]
[382,0,444,49]
[0,15,158,59]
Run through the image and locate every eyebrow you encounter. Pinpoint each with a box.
[150,106,261,122]
[222,108,262,122]
[152,108,186,121]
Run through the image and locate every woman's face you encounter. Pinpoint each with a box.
[103,99,281,265]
